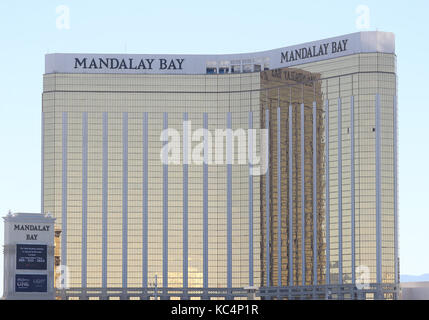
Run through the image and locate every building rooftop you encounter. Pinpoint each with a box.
[45,31,395,75]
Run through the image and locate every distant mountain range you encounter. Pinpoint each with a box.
[401,274,429,282]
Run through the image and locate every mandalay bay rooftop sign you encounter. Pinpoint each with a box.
[280,39,349,64]
[45,31,395,74]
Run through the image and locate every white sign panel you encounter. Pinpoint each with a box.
[45,31,395,75]
[2,212,56,300]
[10,223,53,243]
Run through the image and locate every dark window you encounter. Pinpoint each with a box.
[219,67,229,74]
[206,67,217,74]
[231,65,240,73]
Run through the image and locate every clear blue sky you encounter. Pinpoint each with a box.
[0,0,428,294]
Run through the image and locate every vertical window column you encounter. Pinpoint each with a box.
[182,113,189,289]
[248,111,254,287]
[61,112,68,280]
[394,95,398,285]
[143,112,148,289]
[102,112,108,289]
[265,108,270,287]
[312,101,318,286]
[325,100,330,285]
[338,97,343,285]
[288,104,293,286]
[300,103,305,286]
[277,105,282,288]
[82,112,88,289]
[203,113,209,289]
[376,94,382,286]
[41,112,45,214]
[122,112,128,289]
[351,96,356,284]
[162,112,168,289]
[226,112,233,289]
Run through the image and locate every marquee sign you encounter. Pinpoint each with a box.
[16,244,47,270]
[15,274,48,293]
[2,212,55,300]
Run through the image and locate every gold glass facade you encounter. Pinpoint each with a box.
[260,68,326,287]
[42,73,263,289]
[296,52,397,287]
[42,51,397,295]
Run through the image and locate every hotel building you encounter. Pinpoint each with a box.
[42,31,398,299]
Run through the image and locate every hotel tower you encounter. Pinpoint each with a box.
[42,31,398,299]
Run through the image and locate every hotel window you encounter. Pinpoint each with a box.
[218,60,230,74]
[219,67,229,74]
[242,64,252,73]
[231,65,241,73]
[231,60,241,73]
[206,61,217,74]
[254,57,270,71]
[264,57,270,70]
[206,67,217,74]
